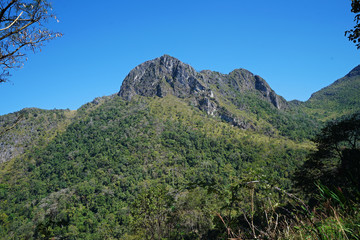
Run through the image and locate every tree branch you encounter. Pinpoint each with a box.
[0,0,17,22]
[0,11,23,31]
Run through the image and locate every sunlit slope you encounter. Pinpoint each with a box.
[303,65,360,121]
[0,95,311,238]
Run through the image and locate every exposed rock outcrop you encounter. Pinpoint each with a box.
[119,55,207,100]
[118,55,288,128]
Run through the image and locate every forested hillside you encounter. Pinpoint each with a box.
[303,65,360,121]
[0,56,359,239]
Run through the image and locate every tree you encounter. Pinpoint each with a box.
[294,113,360,198]
[346,0,360,48]
[129,185,175,240]
[0,0,62,83]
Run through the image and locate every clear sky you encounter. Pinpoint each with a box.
[0,0,359,115]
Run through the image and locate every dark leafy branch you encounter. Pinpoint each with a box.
[346,0,360,49]
[0,0,62,83]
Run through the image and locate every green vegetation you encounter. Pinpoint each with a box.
[0,95,312,239]
[1,62,360,238]
[303,72,360,121]
[205,69,320,141]
[224,91,319,140]
[0,108,75,165]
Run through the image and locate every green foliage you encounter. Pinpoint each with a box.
[303,73,360,121]
[294,112,360,200]
[2,54,360,239]
[215,87,319,141]
[345,0,360,49]
[288,114,360,239]
[129,184,174,239]
[0,108,75,165]
[0,95,310,239]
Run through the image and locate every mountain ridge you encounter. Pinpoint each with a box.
[304,64,360,120]
[345,64,360,78]
[1,55,359,165]
[0,54,360,165]
[118,54,286,110]
[117,55,311,136]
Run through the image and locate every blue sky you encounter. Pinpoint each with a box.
[0,0,359,115]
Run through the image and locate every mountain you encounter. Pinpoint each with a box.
[119,55,286,108]
[0,55,317,166]
[119,55,286,111]
[5,55,358,167]
[302,65,360,120]
[0,55,358,239]
[119,55,317,139]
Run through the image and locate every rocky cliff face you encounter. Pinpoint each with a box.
[118,55,219,122]
[119,55,286,105]
[118,55,288,129]
[201,68,286,110]
[119,55,208,100]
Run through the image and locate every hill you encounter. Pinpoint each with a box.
[302,65,360,120]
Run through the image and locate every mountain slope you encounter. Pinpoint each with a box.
[0,108,75,164]
[0,95,311,239]
[0,55,319,166]
[303,65,360,120]
[0,95,113,164]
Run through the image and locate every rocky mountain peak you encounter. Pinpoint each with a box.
[118,55,206,100]
[118,55,287,115]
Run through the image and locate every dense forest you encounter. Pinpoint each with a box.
[1,56,360,239]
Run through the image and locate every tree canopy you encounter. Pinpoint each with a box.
[346,0,360,48]
[0,0,62,83]
[295,112,360,198]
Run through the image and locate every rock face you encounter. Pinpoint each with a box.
[119,55,207,100]
[200,68,286,110]
[119,55,286,108]
[118,55,287,128]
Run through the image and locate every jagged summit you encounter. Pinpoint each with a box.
[118,55,206,101]
[118,55,286,110]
